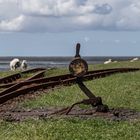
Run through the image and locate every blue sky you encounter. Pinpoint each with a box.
[0,0,140,56]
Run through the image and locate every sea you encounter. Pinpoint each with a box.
[0,56,139,71]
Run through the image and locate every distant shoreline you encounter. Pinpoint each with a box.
[0,56,139,71]
[0,56,139,61]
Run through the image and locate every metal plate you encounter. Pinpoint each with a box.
[69,58,88,77]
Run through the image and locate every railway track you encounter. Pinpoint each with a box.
[0,70,46,88]
[0,68,46,84]
[0,67,139,104]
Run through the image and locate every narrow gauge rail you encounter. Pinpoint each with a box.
[0,70,46,88]
[0,68,139,104]
[0,68,46,84]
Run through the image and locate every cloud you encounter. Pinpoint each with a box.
[93,3,112,15]
[0,15,25,31]
[0,0,140,32]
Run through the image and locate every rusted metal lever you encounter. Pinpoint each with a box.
[66,43,109,115]
[76,77,96,99]
[76,76,109,110]
[75,43,81,58]
[66,77,108,115]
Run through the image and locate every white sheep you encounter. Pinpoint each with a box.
[104,59,112,64]
[10,58,21,71]
[130,57,139,62]
[133,57,139,61]
[20,60,28,70]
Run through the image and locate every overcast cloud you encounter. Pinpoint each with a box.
[0,0,140,32]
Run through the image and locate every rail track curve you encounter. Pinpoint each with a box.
[0,67,139,104]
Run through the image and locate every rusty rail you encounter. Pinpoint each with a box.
[0,70,46,91]
[21,68,46,74]
[0,67,139,104]
[0,68,46,84]
[0,67,137,89]
[23,70,46,81]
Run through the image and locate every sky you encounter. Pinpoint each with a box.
[0,0,140,56]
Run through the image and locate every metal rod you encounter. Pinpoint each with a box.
[76,77,96,99]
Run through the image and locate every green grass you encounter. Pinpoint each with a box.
[0,60,140,140]
[93,60,140,70]
[0,70,44,83]
[44,67,69,77]
[21,71,140,111]
[44,60,140,77]
[0,71,17,78]
[0,118,140,140]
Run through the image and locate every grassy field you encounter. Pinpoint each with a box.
[0,61,140,140]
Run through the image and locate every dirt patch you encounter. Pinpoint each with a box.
[0,89,140,122]
[0,106,140,122]
[0,89,48,112]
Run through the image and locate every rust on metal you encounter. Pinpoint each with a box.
[0,44,140,106]
[0,68,139,89]
[69,43,88,77]
[0,68,139,104]
[0,73,21,84]
[21,68,46,74]
[24,70,46,81]
[0,68,46,84]
[0,70,46,89]
[66,43,109,114]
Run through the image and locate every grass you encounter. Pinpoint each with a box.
[0,70,38,79]
[21,71,140,111]
[0,118,140,140]
[0,60,140,140]
[21,61,140,111]
[0,71,17,78]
